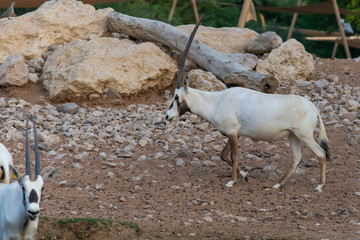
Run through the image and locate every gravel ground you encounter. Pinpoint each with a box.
[0,58,359,239]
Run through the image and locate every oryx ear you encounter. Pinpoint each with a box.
[43,168,60,183]
[10,165,23,182]
[183,79,188,93]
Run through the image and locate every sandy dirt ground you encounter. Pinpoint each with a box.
[1,59,360,240]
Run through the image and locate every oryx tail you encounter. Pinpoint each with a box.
[318,115,330,160]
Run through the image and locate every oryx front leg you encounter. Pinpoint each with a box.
[314,156,326,192]
[273,134,302,190]
[221,139,248,182]
[225,134,239,188]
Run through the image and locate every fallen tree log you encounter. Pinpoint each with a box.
[107,11,278,93]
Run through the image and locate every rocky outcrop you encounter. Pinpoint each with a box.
[0,54,29,87]
[256,39,314,84]
[177,25,258,54]
[185,69,226,91]
[0,0,113,63]
[42,38,178,101]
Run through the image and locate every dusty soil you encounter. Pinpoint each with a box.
[1,59,360,240]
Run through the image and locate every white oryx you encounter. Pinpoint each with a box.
[0,115,59,240]
[165,18,330,192]
[0,143,13,184]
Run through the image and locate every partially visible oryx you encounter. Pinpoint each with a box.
[165,18,330,192]
[0,143,14,184]
[0,115,59,240]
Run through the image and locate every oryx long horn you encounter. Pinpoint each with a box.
[29,115,41,176]
[25,116,31,176]
[176,15,203,89]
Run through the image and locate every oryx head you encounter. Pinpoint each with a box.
[11,115,59,221]
[165,16,203,122]
[0,143,13,184]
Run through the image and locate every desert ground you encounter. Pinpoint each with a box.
[1,58,360,239]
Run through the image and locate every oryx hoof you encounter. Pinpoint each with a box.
[225,180,236,188]
[244,171,249,183]
[315,184,325,192]
[272,183,281,189]
[240,170,249,182]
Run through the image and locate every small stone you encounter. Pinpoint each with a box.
[56,103,79,114]
[92,110,103,117]
[58,180,67,186]
[28,73,39,83]
[137,155,147,161]
[103,161,117,167]
[246,154,262,161]
[213,145,223,151]
[203,135,214,143]
[176,158,185,167]
[236,216,248,222]
[203,160,216,167]
[197,122,209,131]
[171,185,180,190]
[105,172,115,178]
[154,152,164,159]
[72,163,83,169]
[105,126,113,133]
[132,176,143,181]
[203,216,213,222]
[189,114,198,122]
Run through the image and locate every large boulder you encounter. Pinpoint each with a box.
[42,38,178,101]
[0,54,29,87]
[247,31,283,55]
[177,25,258,54]
[256,39,314,84]
[0,0,113,63]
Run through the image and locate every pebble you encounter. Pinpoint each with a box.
[58,180,67,186]
[176,158,185,167]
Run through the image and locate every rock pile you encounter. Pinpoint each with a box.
[0,0,316,101]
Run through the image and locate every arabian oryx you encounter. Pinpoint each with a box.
[0,115,59,240]
[0,143,14,184]
[165,17,330,192]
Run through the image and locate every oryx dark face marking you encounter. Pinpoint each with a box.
[165,89,190,121]
[0,166,4,180]
[177,96,190,117]
[29,189,39,203]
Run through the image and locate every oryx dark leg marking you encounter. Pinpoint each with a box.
[225,134,239,187]
[221,138,248,182]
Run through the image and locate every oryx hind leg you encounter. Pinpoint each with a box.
[221,137,248,183]
[273,133,302,189]
[300,136,327,192]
